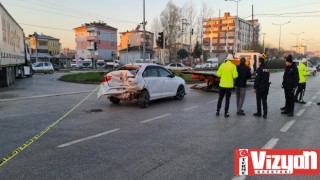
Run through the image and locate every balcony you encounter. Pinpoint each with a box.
[87,45,94,50]
[87,36,97,41]
[140,34,151,39]
[203,25,211,28]
[204,31,211,34]
[86,27,96,32]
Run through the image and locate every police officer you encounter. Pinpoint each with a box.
[281,55,299,117]
[216,54,238,117]
[294,58,311,104]
[253,57,270,119]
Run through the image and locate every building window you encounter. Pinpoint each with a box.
[111,42,115,47]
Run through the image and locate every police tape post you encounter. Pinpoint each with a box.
[234,149,320,176]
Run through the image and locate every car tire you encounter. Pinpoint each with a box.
[174,85,185,100]
[109,97,120,104]
[139,89,150,108]
[49,70,54,74]
[313,71,317,76]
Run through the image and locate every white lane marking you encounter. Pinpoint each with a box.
[183,106,199,111]
[311,96,317,100]
[140,113,172,124]
[0,91,93,102]
[295,109,306,117]
[262,138,279,149]
[231,175,246,180]
[280,120,296,132]
[207,100,217,104]
[57,128,120,148]
[304,102,312,107]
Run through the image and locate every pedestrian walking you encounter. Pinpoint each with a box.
[235,57,251,115]
[216,54,238,117]
[253,57,270,119]
[294,58,311,104]
[281,55,299,117]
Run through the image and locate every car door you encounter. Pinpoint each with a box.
[142,66,162,99]
[169,63,177,71]
[44,62,50,73]
[35,62,44,73]
[158,67,177,97]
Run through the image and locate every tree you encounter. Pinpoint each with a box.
[192,41,202,58]
[177,49,189,60]
[160,1,182,62]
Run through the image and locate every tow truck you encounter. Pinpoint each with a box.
[185,51,266,92]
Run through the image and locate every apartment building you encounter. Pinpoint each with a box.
[74,21,117,60]
[203,12,259,54]
[27,32,61,55]
[293,44,307,54]
[119,27,154,50]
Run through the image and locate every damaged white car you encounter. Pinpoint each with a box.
[97,64,186,108]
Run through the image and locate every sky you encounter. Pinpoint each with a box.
[1,0,320,51]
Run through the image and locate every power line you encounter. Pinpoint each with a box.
[20,23,73,31]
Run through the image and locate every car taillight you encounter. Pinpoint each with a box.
[102,76,112,82]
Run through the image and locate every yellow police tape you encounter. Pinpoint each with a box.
[0,86,99,167]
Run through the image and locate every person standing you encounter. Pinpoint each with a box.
[253,57,270,119]
[281,55,299,117]
[216,54,238,117]
[294,58,311,104]
[235,57,251,115]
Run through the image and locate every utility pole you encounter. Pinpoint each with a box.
[302,38,312,52]
[252,5,255,51]
[272,21,290,57]
[226,13,229,53]
[225,0,241,53]
[142,0,146,63]
[262,33,266,52]
[291,32,304,46]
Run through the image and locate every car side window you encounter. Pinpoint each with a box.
[44,63,49,66]
[158,67,172,77]
[170,64,176,67]
[143,67,159,77]
[177,63,182,67]
[35,63,43,67]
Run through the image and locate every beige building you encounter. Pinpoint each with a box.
[119,27,154,51]
[293,44,307,54]
[203,12,259,54]
[27,32,60,55]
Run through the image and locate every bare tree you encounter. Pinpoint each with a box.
[182,0,197,47]
[160,1,182,62]
[150,16,162,47]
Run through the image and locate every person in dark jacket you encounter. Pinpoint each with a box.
[235,57,251,115]
[281,54,299,117]
[253,57,270,119]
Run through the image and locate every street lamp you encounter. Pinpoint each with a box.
[272,21,290,56]
[291,32,304,46]
[225,0,241,53]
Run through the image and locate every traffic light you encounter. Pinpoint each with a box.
[157,32,164,48]
[94,42,97,51]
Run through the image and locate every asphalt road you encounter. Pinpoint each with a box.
[0,72,319,180]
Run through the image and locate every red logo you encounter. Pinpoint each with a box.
[234,149,320,175]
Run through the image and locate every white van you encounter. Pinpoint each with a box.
[293,60,317,76]
[79,59,93,69]
[205,58,219,68]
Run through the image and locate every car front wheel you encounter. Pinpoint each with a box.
[109,97,120,104]
[174,85,185,100]
[139,89,150,108]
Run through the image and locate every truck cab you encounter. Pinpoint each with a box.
[234,52,262,74]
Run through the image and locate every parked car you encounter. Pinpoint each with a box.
[52,64,60,71]
[79,59,93,69]
[98,64,186,108]
[71,60,78,68]
[96,60,106,68]
[166,63,192,71]
[316,63,320,71]
[293,60,317,76]
[195,63,206,69]
[205,58,219,68]
[32,62,54,74]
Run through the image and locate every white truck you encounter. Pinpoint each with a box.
[0,3,33,87]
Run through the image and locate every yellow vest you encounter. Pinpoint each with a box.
[217,61,238,88]
[298,63,310,83]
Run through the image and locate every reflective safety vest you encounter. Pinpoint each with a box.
[298,63,310,83]
[217,60,238,88]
